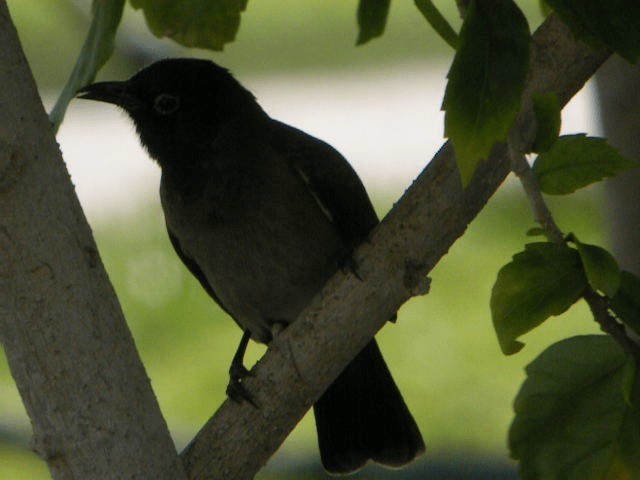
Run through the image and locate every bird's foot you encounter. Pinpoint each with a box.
[226,362,258,408]
[226,330,258,408]
[339,252,363,281]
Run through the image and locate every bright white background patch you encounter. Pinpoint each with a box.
[55,63,600,222]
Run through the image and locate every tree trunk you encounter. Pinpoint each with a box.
[595,56,640,275]
[0,2,187,479]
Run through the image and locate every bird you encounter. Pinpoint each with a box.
[77,58,425,474]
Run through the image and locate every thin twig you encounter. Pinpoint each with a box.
[583,289,640,358]
[510,147,640,359]
[510,149,564,243]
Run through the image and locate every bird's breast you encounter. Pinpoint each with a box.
[160,160,345,342]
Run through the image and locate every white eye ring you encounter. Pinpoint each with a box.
[153,93,180,115]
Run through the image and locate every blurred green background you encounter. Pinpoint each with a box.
[1,1,607,478]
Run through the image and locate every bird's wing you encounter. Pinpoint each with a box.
[167,227,232,316]
[270,120,379,247]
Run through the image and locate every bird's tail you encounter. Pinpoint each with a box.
[313,340,425,474]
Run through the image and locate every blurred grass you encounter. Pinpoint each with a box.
[0,444,46,480]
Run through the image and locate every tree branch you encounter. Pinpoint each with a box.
[583,288,640,358]
[0,3,187,479]
[180,15,611,480]
[511,133,640,360]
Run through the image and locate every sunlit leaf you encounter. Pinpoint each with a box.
[442,0,530,186]
[129,0,248,50]
[534,134,637,195]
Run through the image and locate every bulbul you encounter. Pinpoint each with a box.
[78,58,425,474]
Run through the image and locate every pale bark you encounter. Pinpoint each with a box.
[0,2,187,479]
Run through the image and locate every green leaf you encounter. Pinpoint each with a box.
[611,271,640,336]
[572,238,621,297]
[533,134,638,195]
[510,335,640,480]
[491,242,586,355]
[531,92,561,153]
[49,0,125,132]
[356,0,391,45]
[544,0,640,63]
[129,0,248,50]
[414,0,459,50]
[442,0,530,186]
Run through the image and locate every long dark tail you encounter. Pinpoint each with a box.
[313,340,425,474]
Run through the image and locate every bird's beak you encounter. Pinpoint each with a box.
[76,81,141,110]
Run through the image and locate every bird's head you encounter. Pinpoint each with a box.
[77,58,264,167]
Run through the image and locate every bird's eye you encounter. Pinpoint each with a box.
[153,93,180,115]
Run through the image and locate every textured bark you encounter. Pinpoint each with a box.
[596,57,640,275]
[0,3,187,479]
[180,15,611,480]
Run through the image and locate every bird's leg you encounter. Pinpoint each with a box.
[338,244,364,281]
[270,320,287,338]
[226,329,258,408]
[340,255,363,280]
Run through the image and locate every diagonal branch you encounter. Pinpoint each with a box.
[180,15,611,480]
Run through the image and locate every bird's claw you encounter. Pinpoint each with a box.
[226,364,258,408]
[340,253,363,281]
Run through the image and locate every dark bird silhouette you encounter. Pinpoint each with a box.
[77,58,425,474]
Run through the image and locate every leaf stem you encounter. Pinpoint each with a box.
[414,0,460,50]
[511,148,640,359]
[583,289,640,358]
[510,149,564,243]
[49,0,125,132]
